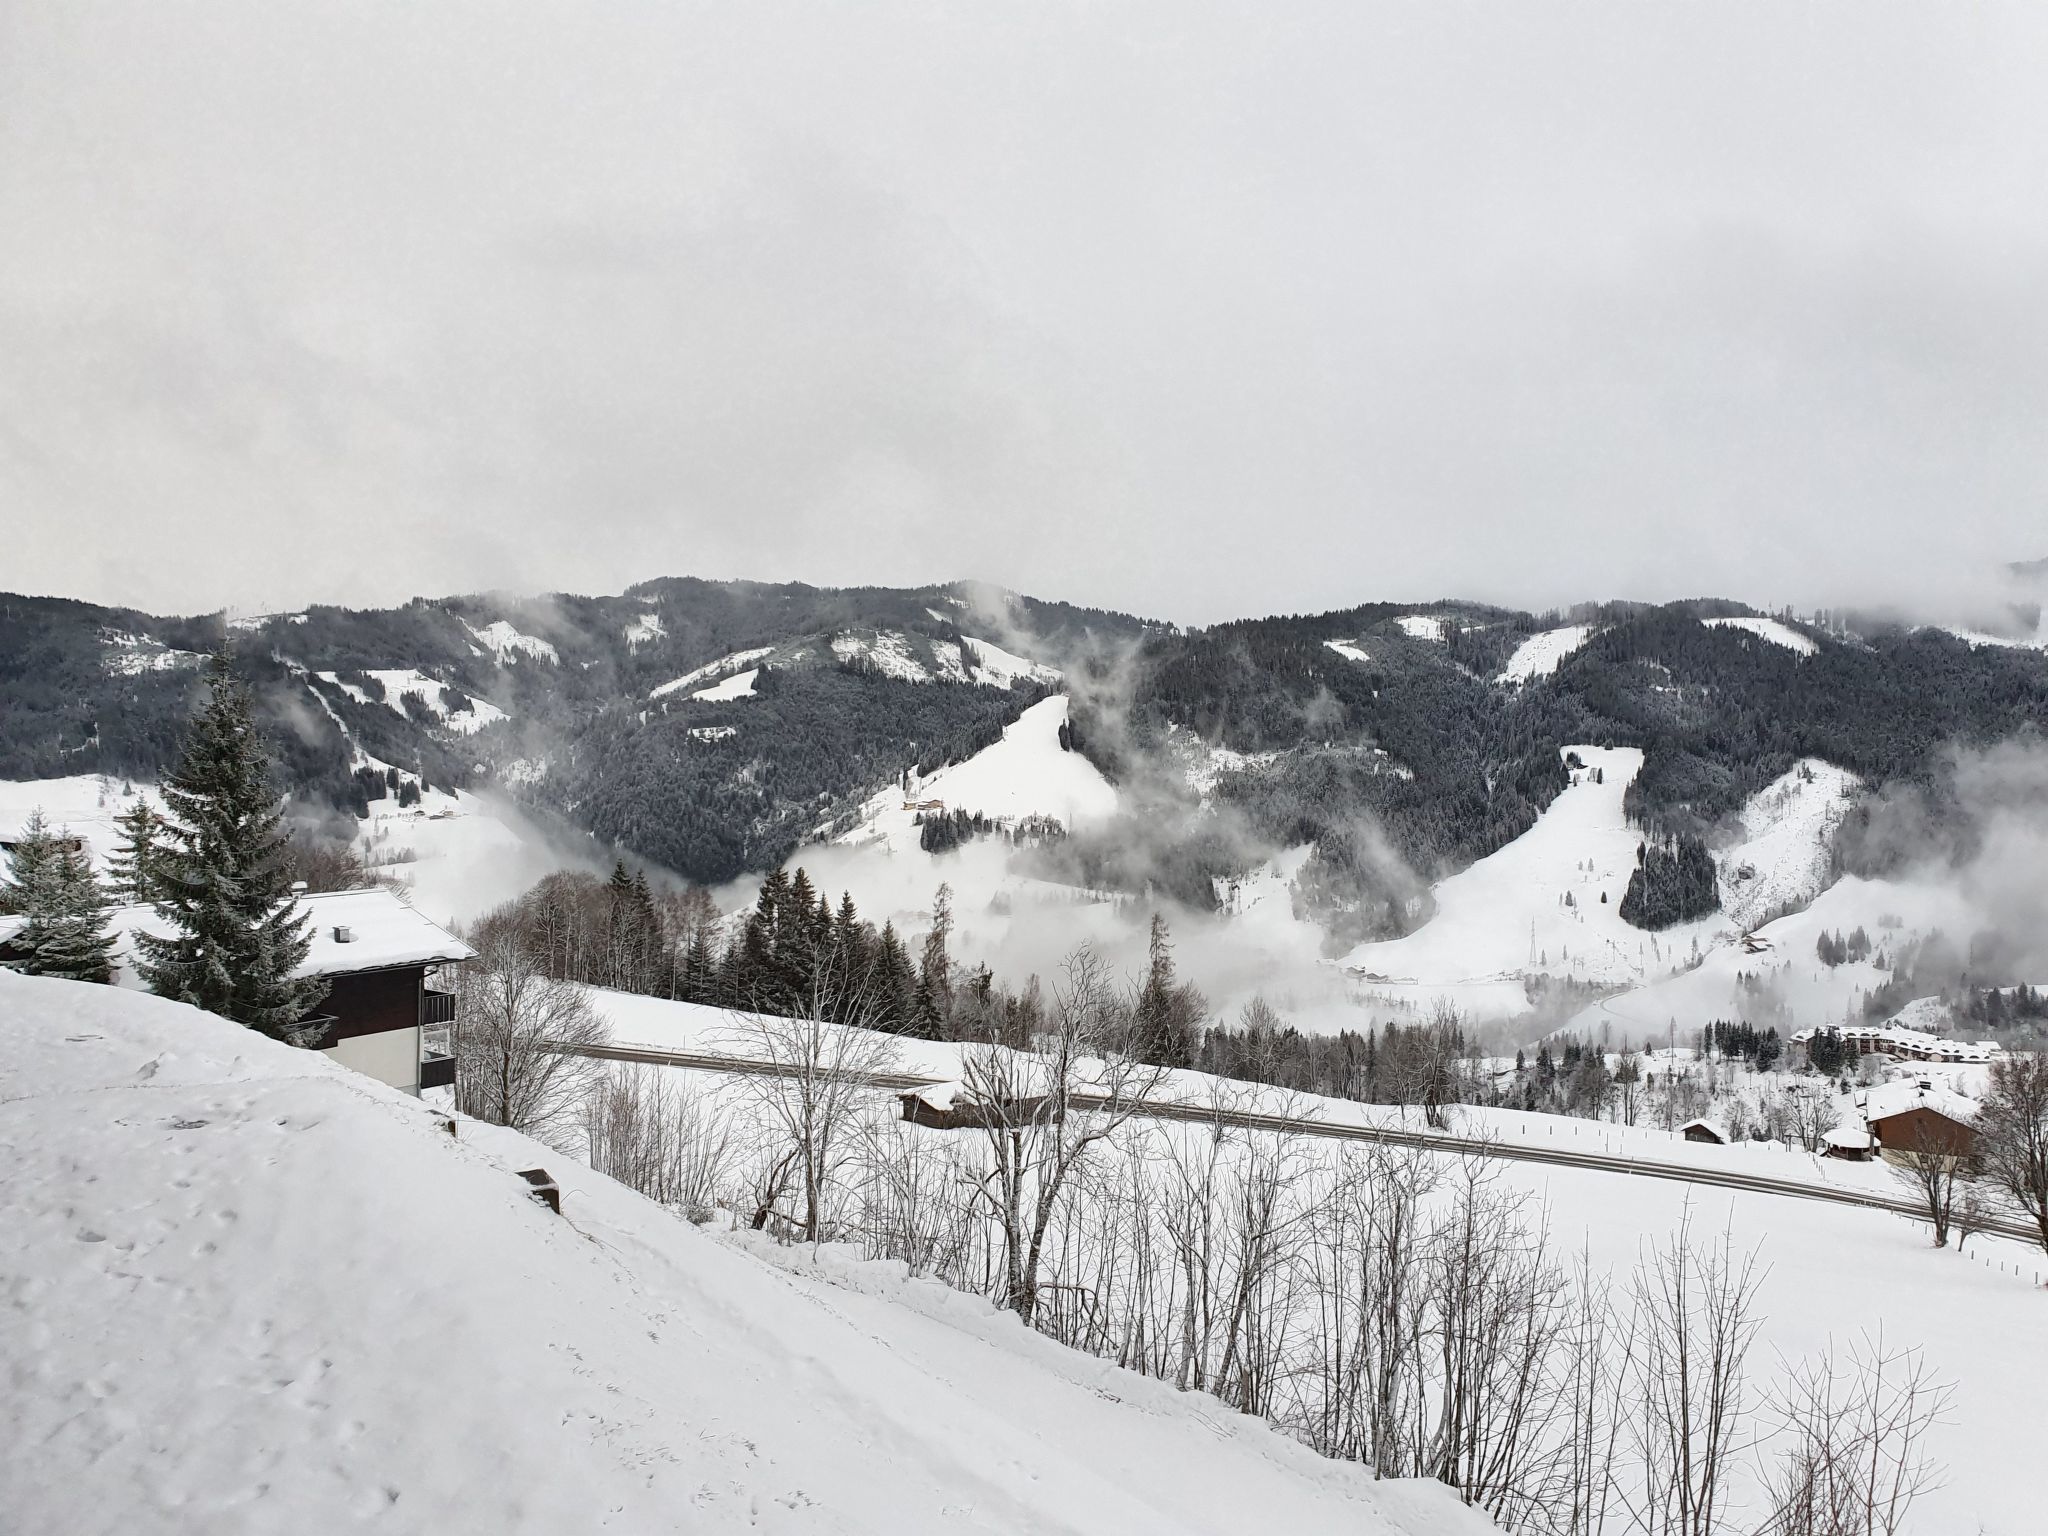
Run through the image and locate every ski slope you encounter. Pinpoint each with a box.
[1495,624,1596,684]
[0,973,1491,1536]
[1341,746,1720,1014]
[1702,615,1819,655]
[1339,749,1865,1021]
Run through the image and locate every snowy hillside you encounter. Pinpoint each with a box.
[1341,747,1722,1015]
[1495,624,1596,684]
[0,774,167,875]
[1566,871,1976,1044]
[0,973,1489,1536]
[1340,748,1864,1021]
[578,986,2048,1536]
[834,695,1116,856]
[1702,614,1819,655]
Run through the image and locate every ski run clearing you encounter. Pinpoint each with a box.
[1495,624,1597,684]
[0,973,1491,1536]
[651,647,776,700]
[462,618,559,665]
[1701,615,1819,655]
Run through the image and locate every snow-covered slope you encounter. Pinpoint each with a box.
[835,695,1117,856]
[1565,870,1974,1044]
[318,668,508,734]
[463,618,559,665]
[1495,624,1596,684]
[1702,615,1819,655]
[1716,758,1861,930]
[650,647,775,700]
[1341,747,1722,1014]
[0,775,167,875]
[1340,748,1867,1021]
[0,973,1489,1536]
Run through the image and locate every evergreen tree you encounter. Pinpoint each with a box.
[106,798,163,905]
[133,650,328,1038]
[4,810,117,983]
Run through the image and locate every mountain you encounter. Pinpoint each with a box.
[4,579,2044,952]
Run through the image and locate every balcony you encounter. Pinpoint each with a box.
[418,1052,456,1091]
[421,987,457,1027]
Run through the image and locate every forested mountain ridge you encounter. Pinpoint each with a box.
[2,581,2043,916]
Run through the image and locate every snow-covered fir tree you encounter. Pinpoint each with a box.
[134,649,329,1039]
[105,798,162,904]
[2,808,117,983]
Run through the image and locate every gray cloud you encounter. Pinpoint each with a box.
[4,3,2046,623]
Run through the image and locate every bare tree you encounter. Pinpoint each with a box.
[582,1063,742,1221]
[722,969,901,1242]
[1885,1120,1975,1248]
[454,926,609,1144]
[961,945,1171,1323]
[1785,1088,1841,1155]
[1976,1053,2048,1258]
[1757,1331,1952,1536]
[1619,1208,1766,1536]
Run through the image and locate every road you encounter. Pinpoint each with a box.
[564,1040,2045,1249]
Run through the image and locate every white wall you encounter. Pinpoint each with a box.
[323,1027,421,1096]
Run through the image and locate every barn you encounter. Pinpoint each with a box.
[1680,1117,1730,1145]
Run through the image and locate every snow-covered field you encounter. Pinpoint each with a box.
[650,646,775,700]
[0,774,167,873]
[0,972,1491,1536]
[577,986,2048,1536]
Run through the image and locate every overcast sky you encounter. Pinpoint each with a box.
[4,3,2045,626]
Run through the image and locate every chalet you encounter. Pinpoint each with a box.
[1858,1080,1979,1167]
[1790,1023,1995,1066]
[0,887,472,1097]
[1680,1117,1729,1145]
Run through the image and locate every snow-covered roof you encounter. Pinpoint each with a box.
[1860,1080,1978,1126]
[4,888,473,982]
[1790,1021,1994,1063]
[1823,1125,1874,1149]
[1680,1117,1730,1141]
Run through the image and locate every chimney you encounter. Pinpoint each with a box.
[333,925,355,944]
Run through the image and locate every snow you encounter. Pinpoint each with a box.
[1495,624,1597,684]
[836,696,1117,856]
[689,725,739,743]
[1716,758,1861,930]
[621,611,665,649]
[691,668,759,702]
[959,634,1062,688]
[99,630,202,676]
[1323,638,1372,663]
[1859,1078,1979,1125]
[462,618,559,665]
[0,776,167,876]
[577,987,2048,1535]
[319,669,508,734]
[1566,871,1975,1044]
[649,647,774,700]
[1342,746,1724,1012]
[0,972,1493,1536]
[1702,615,1819,656]
[0,888,471,985]
[830,629,930,682]
[1393,615,1446,643]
